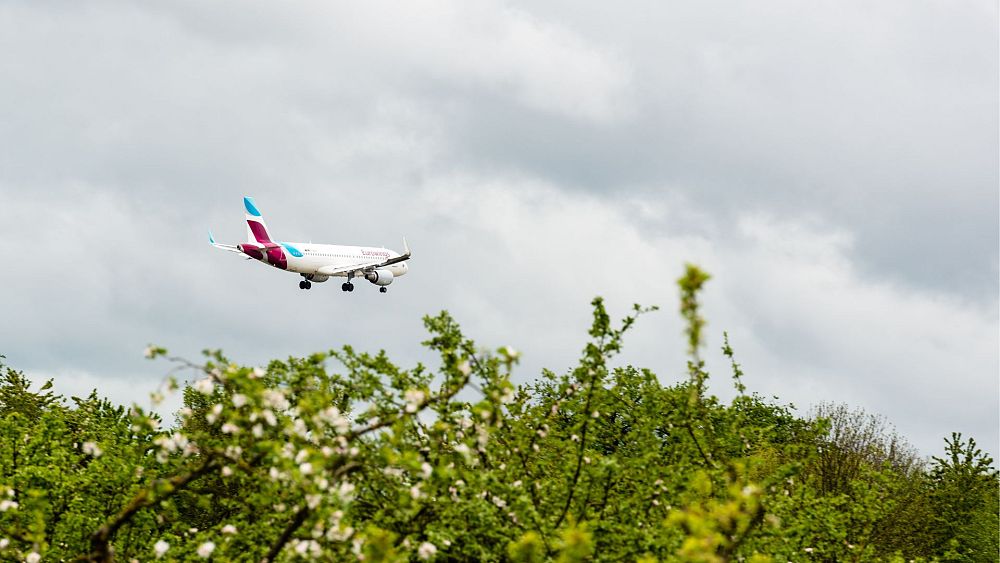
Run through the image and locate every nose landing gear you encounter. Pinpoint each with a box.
[380,287,388,293]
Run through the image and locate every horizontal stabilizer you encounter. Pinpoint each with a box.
[208,230,243,254]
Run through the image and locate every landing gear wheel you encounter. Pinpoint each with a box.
[304,281,312,290]
[379,287,387,293]
[341,283,349,292]
[347,283,354,292]
[298,281,306,289]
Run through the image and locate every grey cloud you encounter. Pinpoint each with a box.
[0,0,995,459]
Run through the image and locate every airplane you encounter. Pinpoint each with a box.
[209,196,410,293]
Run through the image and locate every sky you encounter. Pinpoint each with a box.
[0,0,996,459]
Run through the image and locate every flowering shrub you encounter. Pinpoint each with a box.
[0,266,995,561]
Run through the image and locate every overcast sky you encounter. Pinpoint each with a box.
[1,0,996,459]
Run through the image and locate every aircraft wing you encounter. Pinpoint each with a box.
[317,260,383,277]
[318,238,412,277]
[379,237,412,267]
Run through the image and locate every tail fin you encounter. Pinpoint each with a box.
[244,196,273,243]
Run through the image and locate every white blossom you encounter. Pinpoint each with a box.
[251,367,265,378]
[205,414,217,425]
[221,423,240,435]
[262,409,277,426]
[404,389,425,413]
[0,538,8,549]
[222,524,237,535]
[82,442,103,458]
[197,541,215,558]
[499,387,515,404]
[410,484,423,499]
[26,553,40,563]
[231,394,247,408]
[144,346,156,359]
[417,542,437,560]
[221,466,233,477]
[262,389,289,410]
[420,462,433,479]
[317,406,350,434]
[570,434,580,442]
[300,462,314,475]
[153,540,169,558]
[252,424,263,438]
[193,378,214,395]
[290,417,309,438]
[338,481,356,500]
[0,500,18,512]
[456,361,471,376]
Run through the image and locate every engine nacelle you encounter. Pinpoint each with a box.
[365,269,394,286]
[237,243,263,260]
[305,274,329,283]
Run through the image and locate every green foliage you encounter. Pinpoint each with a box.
[928,433,999,561]
[0,269,995,562]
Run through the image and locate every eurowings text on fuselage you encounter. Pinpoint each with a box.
[209,197,410,293]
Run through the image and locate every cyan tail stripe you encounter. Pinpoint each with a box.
[280,242,303,257]
[244,197,262,217]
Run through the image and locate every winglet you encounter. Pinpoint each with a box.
[209,230,216,244]
[402,236,410,257]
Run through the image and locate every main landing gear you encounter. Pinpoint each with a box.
[379,287,387,293]
[340,282,354,292]
[298,280,312,290]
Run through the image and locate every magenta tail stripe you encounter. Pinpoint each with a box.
[248,220,271,243]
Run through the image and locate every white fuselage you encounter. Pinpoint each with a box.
[259,242,408,280]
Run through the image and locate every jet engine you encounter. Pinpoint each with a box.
[305,274,329,283]
[237,243,263,260]
[365,269,394,286]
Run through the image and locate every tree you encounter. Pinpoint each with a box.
[929,433,999,561]
[0,268,996,562]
